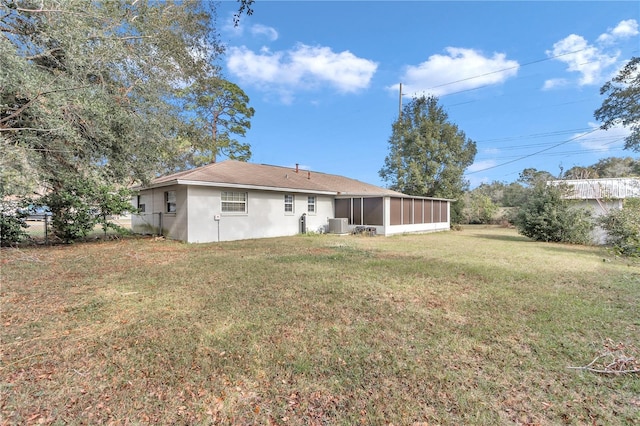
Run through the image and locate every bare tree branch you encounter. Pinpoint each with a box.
[24,47,64,60]
[568,340,639,375]
[0,85,92,125]
[0,126,65,133]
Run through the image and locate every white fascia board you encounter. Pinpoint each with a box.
[399,195,456,202]
[135,180,178,190]
[335,193,393,198]
[173,180,337,195]
[335,193,455,201]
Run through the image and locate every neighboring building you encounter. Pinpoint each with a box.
[548,178,640,244]
[131,160,452,243]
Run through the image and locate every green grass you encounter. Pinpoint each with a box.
[1,226,639,425]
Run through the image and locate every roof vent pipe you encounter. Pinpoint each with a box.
[295,163,299,173]
[307,171,310,179]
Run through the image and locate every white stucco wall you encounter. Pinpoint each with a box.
[132,186,451,242]
[167,186,188,241]
[133,185,334,243]
[131,192,155,234]
[186,186,217,243]
[186,188,334,243]
[131,185,187,241]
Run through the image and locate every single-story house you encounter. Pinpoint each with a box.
[548,177,640,244]
[131,160,452,243]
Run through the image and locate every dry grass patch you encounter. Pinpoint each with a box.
[1,228,639,425]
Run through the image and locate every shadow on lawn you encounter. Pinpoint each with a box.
[470,232,607,257]
[537,243,604,257]
[470,233,531,243]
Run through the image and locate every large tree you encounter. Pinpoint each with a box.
[1,1,221,191]
[379,95,477,223]
[0,1,255,241]
[563,156,640,179]
[592,156,640,177]
[594,56,640,152]
[182,77,254,164]
[517,168,555,187]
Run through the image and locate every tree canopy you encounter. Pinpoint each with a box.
[0,0,254,242]
[564,156,640,179]
[2,1,213,190]
[518,168,556,187]
[1,0,255,197]
[379,96,477,223]
[594,56,640,152]
[181,77,254,164]
[468,181,529,208]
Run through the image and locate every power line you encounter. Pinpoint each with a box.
[479,146,626,161]
[494,135,623,152]
[398,45,635,176]
[477,127,594,144]
[416,48,591,94]
[467,127,601,174]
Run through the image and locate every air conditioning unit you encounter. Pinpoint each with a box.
[328,218,349,234]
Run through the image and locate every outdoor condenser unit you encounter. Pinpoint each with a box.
[328,218,349,234]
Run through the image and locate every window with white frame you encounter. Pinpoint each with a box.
[284,194,294,213]
[165,191,176,213]
[137,195,146,213]
[221,191,247,213]
[307,196,316,213]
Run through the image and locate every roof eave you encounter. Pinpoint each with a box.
[335,192,455,201]
[138,179,337,195]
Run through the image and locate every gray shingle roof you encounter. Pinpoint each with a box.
[146,160,407,197]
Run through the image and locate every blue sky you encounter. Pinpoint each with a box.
[214,1,639,189]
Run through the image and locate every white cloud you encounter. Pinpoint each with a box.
[597,19,639,44]
[392,47,519,97]
[547,19,638,87]
[542,78,569,90]
[574,122,630,151]
[221,14,278,42]
[289,45,378,92]
[547,34,618,86]
[467,159,497,173]
[250,24,279,41]
[227,46,284,83]
[466,174,492,189]
[226,43,378,101]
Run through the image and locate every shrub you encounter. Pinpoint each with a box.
[513,184,594,244]
[42,180,99,243]
[464,193,499,224]
[94,186,136,237]
[0,200,29,247]
[41,177,135,243]
[599,199,640,257]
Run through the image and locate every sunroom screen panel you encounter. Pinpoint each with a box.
[363,197,383,226]
[390,198,402,225]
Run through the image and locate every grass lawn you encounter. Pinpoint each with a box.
[1,226,639,425]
